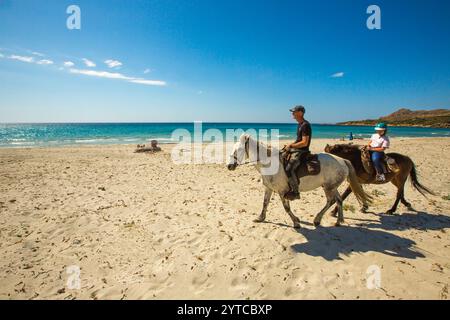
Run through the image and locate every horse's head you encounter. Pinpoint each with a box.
[227,134,250,171]
[324,144,342,154]
[325,143,362,162]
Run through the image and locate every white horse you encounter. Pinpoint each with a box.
[227,134,372,228]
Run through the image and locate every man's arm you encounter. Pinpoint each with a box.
[289,136,310,149]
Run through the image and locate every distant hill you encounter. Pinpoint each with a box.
[337,108,450,128]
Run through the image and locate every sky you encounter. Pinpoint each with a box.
[0,0,449,123]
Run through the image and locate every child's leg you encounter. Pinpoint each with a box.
[371,151,384,175]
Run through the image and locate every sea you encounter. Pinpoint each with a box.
[0,123,449,148]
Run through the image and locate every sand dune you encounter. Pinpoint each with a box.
[0,138,449,299]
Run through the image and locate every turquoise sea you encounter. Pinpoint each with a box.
[0,123,449,148]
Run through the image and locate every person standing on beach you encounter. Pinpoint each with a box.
[368,123,390,182]
[284,105,312,200]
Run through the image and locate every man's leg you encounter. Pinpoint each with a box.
[285,152,302,199]
[288,164,300,193]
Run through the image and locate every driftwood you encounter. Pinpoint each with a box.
[134,147,161,153]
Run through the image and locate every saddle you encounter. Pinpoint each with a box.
[359,146,399,175]
[281,149,321,178]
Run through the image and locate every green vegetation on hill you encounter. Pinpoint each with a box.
[337,108,450,128]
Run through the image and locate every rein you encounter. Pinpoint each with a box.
[233,137,261,166]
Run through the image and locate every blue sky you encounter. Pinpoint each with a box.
[0,0,449,123]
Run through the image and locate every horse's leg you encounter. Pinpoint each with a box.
[335,192,345,226]
[387,174,410,214]
[395,175,414,210]
[386,188,402,215]
[401,192,414,211]
[331,186,352,217]
[314,188,336,227]
[279,195,301,229]
[254,187,273,223]
[360,203,369,213]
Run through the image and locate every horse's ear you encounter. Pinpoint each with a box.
[240,133,249,143]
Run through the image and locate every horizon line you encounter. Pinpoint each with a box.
[0,121,340,125]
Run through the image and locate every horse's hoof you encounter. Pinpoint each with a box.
[313,221,321,227]
[385,210,396,215]
[253,218,264,223]
[335,220,344,227]
[360,207,368,213]
[293,223,301,229]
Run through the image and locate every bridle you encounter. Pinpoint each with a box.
[232,137,261,166]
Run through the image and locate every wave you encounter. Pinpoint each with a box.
[10,141,35,145]
[0,123,449,148]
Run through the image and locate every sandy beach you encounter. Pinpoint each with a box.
[0,137,449,300]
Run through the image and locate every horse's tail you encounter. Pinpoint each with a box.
[344,159,373,206]
[409,160,436,197]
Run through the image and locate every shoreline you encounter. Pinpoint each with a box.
[0,136,449,150]
[1,123,449,149]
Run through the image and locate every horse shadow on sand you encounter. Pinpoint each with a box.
[290,225,425,261]
[348,210,450,232]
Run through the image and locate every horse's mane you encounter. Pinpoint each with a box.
[333,143,363,152]
[244,134,280,157]
[335,143,361,149]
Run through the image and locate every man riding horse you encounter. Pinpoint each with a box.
[284,105,312,200]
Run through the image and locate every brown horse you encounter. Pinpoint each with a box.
[324,143,435,214]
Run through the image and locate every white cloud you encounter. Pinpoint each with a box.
[68,68,167,87]
[31,51,45,57]
[9,55,35,63]
[128,79,167,86]
[82,58,96,67]
[104,59,122,68]
[143,68,151,74]
[69,68,131,80]
[7,54,53,66]
[36,59,54,65]
[63,61,75,67]
[331,72,344,78]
